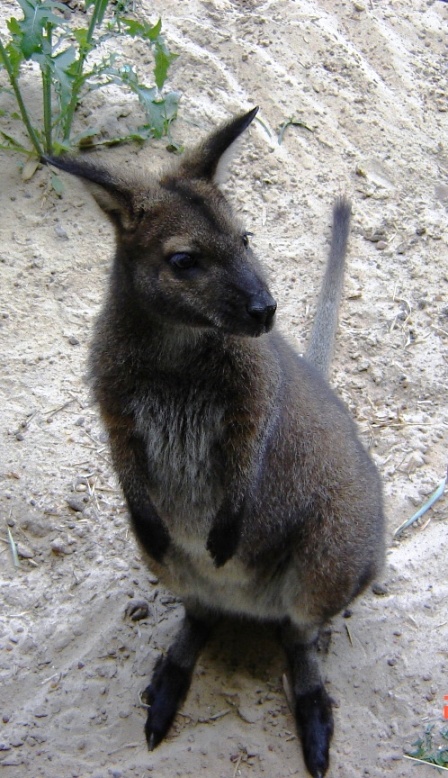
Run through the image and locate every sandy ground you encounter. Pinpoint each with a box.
[1,1,447,776]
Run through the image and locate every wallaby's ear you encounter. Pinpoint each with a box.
[178,107,259,182]
[43,156,142,231]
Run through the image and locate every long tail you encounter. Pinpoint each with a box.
[305,198,351,378]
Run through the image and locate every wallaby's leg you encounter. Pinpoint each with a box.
[106,418,171,563]
[143,606,218,750]
[280,621,334,778]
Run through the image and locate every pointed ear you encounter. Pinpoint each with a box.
[178,107,259,182]
[43,156,141,231]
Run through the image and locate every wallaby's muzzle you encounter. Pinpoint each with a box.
[246,292,277,332]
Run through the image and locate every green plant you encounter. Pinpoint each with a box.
[406,722,448,769]
[0,0,179,159]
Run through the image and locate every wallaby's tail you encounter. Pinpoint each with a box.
[305,197,351,378]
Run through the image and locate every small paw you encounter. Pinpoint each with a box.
[206,532,237,567]
[206,514,242,567]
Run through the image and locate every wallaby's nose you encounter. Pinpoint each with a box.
[246,295,277,327]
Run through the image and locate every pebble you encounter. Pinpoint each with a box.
[372,582,388,596]
[237,706,263,724]
[17,543,34,559]
[54,225,69,240]
[50,537,72,555]
[66,497,85,513]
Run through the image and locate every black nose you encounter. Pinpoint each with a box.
[246,295,277,327]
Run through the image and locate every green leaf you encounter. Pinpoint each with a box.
[51,171,64,196]
[51,45,77,113]
[0,130,31,154]
[72,27,90,51]
[153,39,177,90]
[14,0,66,59]
[138,91,179,139]
[4,36,24,78]
[121,17,162,42]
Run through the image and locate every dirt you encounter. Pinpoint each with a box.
[1,1,447,777]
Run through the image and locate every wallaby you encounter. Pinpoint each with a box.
[46,107,384,778]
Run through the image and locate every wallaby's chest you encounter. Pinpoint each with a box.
[133,385,225,526]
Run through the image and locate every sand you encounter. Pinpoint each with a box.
[0,0,447,776]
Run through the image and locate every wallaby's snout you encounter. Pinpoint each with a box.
[246,290,277,332]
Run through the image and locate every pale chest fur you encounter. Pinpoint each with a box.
[132,388,225,537]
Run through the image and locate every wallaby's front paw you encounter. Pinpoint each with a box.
[147,530,170,565]
[130,504,171,564]
[206,523,240,568]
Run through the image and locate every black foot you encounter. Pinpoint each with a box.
[295,686,334,778]
[142,655,192,750]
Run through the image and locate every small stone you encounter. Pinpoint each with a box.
[364,229,385,243]
[17,543,34,559]
[51,537,71,555]
[237,706,263,724]
[372,582,388,596]
[68,336,80,346]
[54,225,69,240]
[66,497,84,513]
[376,240,388,250]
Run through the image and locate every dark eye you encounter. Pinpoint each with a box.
[168,252,197,270]
[242,231,253,248]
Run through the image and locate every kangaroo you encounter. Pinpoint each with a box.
[46,107,384,778]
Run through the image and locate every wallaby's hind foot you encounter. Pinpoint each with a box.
[143,610,216,749]
[281,622,333,777]
[294,685,334,778]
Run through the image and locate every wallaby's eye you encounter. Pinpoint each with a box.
[168,252,197,270]
[242,231,254,248]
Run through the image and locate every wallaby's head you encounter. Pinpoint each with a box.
[47,108,277,338]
